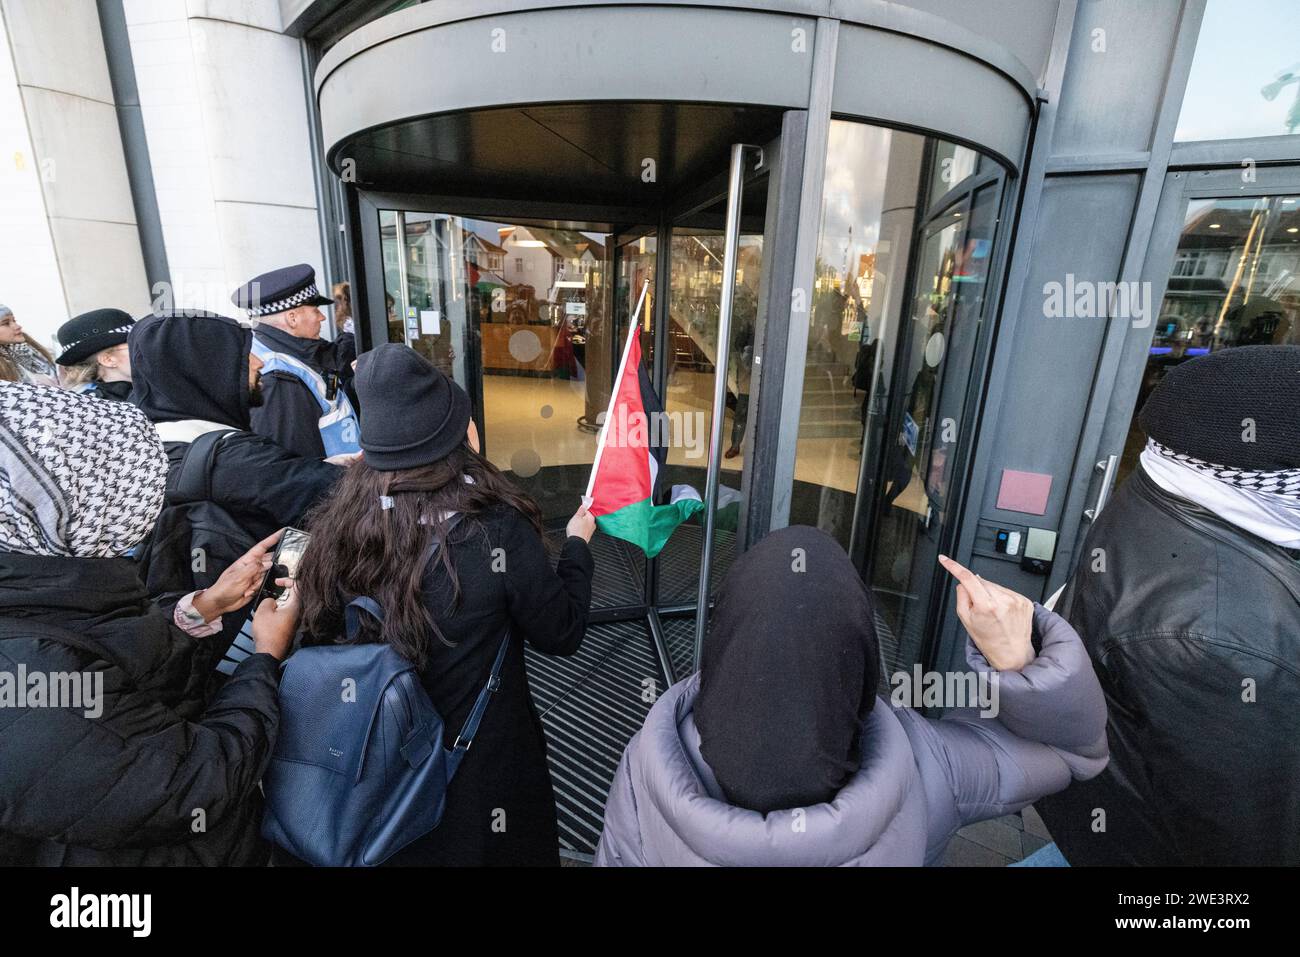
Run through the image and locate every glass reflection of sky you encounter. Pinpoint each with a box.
[1176,0,1300,141]
[818,122,893,270]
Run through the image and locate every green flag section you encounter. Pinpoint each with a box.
[595,495,706,558]
[670,483,742,532]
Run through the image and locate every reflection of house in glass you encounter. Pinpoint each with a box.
[1158,197,1300,353]
[497,225,607,312]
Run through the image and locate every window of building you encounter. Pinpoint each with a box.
[1115,194,1300,483]
[1175,0,1300,141]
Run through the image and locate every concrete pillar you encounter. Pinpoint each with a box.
[0,0,150,349]
[124,0,323,316]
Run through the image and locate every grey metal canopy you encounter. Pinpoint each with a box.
[315,0,1038,202]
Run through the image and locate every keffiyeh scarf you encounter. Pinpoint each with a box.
[0,342,57,384]
[0,382,169,557]
[1140,438,1300,549]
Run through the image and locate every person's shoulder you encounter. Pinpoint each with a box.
[471,502,547,544]
[212,429,304,470]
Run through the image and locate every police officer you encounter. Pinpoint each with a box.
[232,264,358,460]
[55,308,136,401]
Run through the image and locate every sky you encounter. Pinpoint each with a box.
[1175,0,1300,141]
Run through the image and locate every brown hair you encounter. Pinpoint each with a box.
[59,358,100,389]
[332,281,351,323]
[0,333,56,383]
[296,444,545,669]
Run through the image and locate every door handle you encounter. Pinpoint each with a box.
[1083,454,1119,521]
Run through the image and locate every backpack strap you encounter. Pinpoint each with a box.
[446,633,510,763]
[173,428,235,504]
[344,596,384,641]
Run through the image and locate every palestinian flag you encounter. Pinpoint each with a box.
[585,286,705,557]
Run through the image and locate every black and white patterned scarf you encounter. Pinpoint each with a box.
[0,342,57,384]
[0,382,169,557]
[1149,440,1300,500]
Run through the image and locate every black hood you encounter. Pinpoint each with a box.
[695,525,881,813]
[130,311,251,428]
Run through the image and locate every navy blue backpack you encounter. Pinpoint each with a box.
[261,532,509,866]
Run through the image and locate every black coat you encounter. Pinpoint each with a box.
[293,505,593,867]
[0,552,280,865]
[130,311,342,644]
[84,379,133,402]
[159,431,341,544]
[251,325,356,460]
[130,313,340,536]
[1037,468,1300,865]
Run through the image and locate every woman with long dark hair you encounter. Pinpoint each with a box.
[0,305,57,386]
[294,343,595,866]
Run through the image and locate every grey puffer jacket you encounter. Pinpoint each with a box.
[595,605,1107,866]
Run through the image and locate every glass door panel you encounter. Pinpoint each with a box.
[788,123,1005,685]
[790,123,926,551]
[653,221,764,605]
[869,184,999,677]
[1115,193,1300,485]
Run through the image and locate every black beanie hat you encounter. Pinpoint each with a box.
[1139,344,1300,471]
[355,343,472,471]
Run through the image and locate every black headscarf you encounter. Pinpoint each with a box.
[130,311,252,428]
[695,525,880,813]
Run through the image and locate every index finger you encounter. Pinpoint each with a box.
[248,528,285,558]
[938,554,993,603]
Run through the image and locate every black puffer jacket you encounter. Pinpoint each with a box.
[1037,468,1300,865]
[0,552,280,865]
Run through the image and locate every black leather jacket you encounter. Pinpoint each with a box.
[1037,467,1300,865]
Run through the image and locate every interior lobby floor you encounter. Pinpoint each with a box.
[479,370,868,494]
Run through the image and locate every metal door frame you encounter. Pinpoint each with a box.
[851,151,1011,674]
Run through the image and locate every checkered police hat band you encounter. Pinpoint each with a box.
[58,324,133,361]
[245,283,323,318]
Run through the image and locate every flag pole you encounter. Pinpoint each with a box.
[583,279,650,505]
[694,143,751,673]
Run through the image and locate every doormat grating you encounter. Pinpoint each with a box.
[524,618,665,858]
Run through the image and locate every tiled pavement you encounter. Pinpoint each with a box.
[943,805,1053,866]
